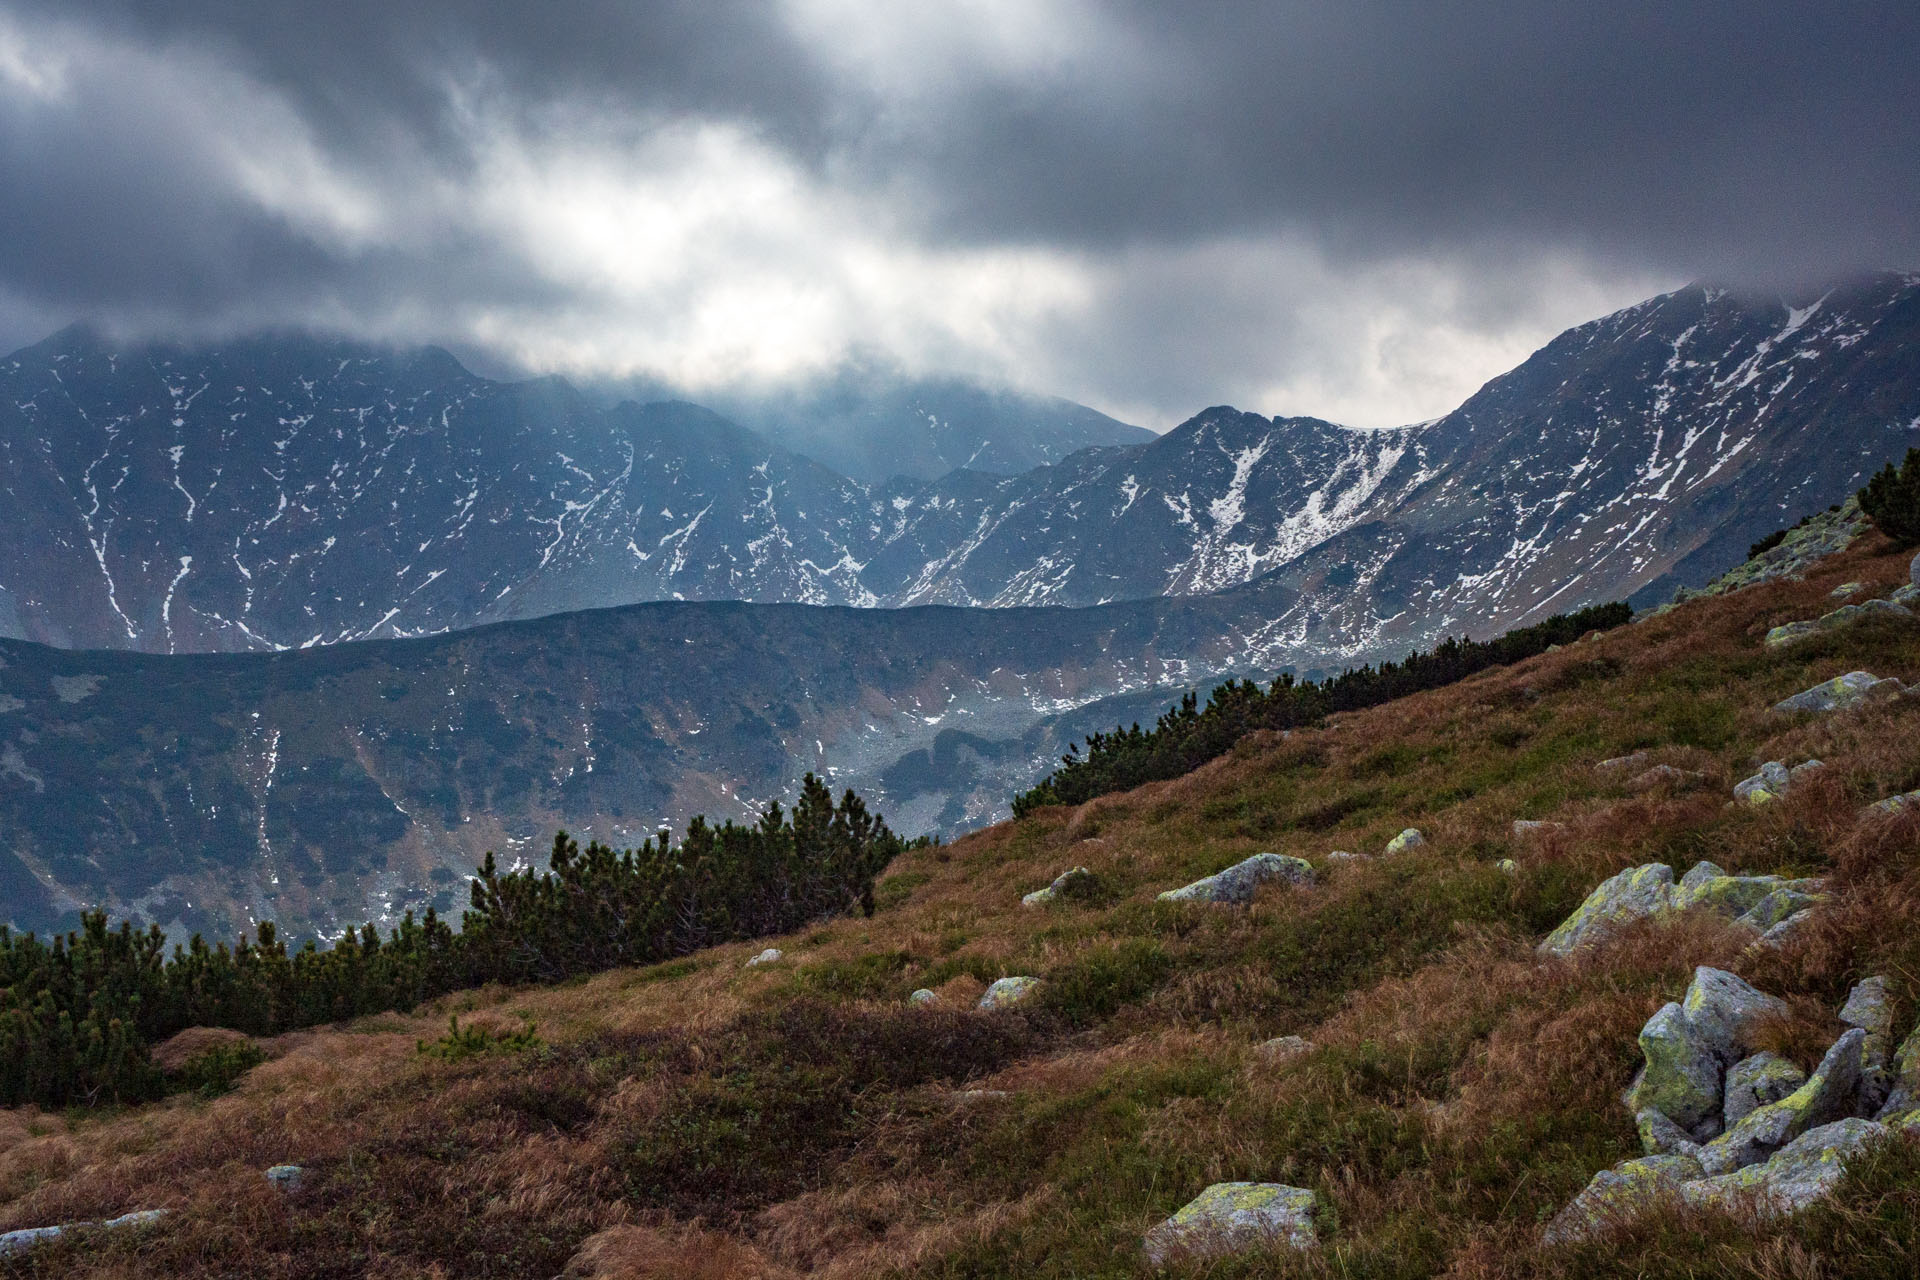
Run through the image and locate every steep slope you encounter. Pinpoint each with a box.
[0,330,881,651]
[6,522,1920,1280]
[715,372,1157,485]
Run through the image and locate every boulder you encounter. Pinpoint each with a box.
[1681,967,1790,1066]
[1142,1182,1319,1265]
[1895,583,1920,607]
[1724,1053,1806,1128]
[1735,885,1826,930]
[1255,1035,1313,1064]
[1683,1118,1887,1219]
[1758,908,1819,949]
[978,976,1041,1010]
[1384,828,1426,855]
[745,947,783,967]
[1830,581,1867,599]
[1542,1154,1701,1246]
[1733,762,1790,803]
[266,1164,309,1192]
[1699,1029,1866,1174]
[1022,866,1097,907]
[1637,1107,1704,1159]
[1158,853,1313,905]
[1840,976,1894,1110]
[908,988,939,1007]
[1538,863,1676,958]
[1628,1002,1724,1133]
[1675,872,1791,917]
[0,1209,168,1259]
[1772,671,1892,714]
[1765,600,1913,648]
[1877,1021,1920,1119]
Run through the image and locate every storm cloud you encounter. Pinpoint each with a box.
[0,1,1913,426]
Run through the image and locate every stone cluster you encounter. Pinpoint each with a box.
[1539,861,1824,958]
[1546,967,1918,1242]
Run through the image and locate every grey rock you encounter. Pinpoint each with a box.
[1765,599,1913,648]
[1323,850,1365,865]
[1700,1029,1866,1174]
[1830,581,1868,599]
[0,1208,168,1258]
[1724,1053,1806,1127]
[1684,1118,1887,1219]
[1496,858,1519,874]
[1788,759,1827,782]
[1512,820,1564,836]
[266,1164,309,1192]
[1773,671,1889,714]
[1679,861,1728,894]
[1894,583,1920,606]
[1542,1154,1700,1245]
[1682,967,1791,1065]
[1597,751,1652,772]
[1628,1001,1724,1132]
[978,976,1041,1010]
[1539,863,1676,958]
[1912,549,1920,590]
[1158,852,1314,905]
[1735,885,1826,930]
[1022,865,1097,907]
[745,947,784,967]
[908,988,939,1006]
[1142,1182,1319,1264]
[1759,908,1819,949]
[1384,828,1426,855]
[1637,1107,1705,1160]
[1840,976,1895,1110]
[1255,1035,1313,1064]
[1879,1021,1920,1119]
[1862,789,1920,819]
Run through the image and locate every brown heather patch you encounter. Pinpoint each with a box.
[5,535,1920,1276]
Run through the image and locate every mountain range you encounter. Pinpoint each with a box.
[0,272,1916,940]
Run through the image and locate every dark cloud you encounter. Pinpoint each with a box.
[0,2,1913,424]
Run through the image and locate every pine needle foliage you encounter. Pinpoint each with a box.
[1012,601,1632,815]
[1859,446,1920,544]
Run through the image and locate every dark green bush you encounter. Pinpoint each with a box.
[172,1040,268,1097]
[418,1014,542,1061]
[1860,446,1920,545]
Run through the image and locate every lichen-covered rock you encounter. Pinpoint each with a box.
[1863,789,1920,818]
[1159,852,1314,905]
[1878,1022,1920,1119]
[1629,1002,1724,1132]
[1637,1107,1704,1159]
[1384,828,1426,855]
[1682,967,1790,1066]
[1255,1035,1313,1064]
[1725,1053,1806,1127]
[1773,671,1892,714]
[1679,861,1726,894]
[1765,599,1913,648]
[1758,908,1819,948]
[1143,1182,1319,1264]
[1496,858,1519,874]
[1538,863,1675,957]
[1895,583,1920,606]
[1734,762,1791,803]
[907,988,938,1006]
[1513,819,1563,836]
[1675,872,1790,918]
[1700,1029,1866,1174]
[978,976,1041,1010]
[1831,581,1868,599]
[1542,1155,1701,1245]
[1683,1118,1887,1219]
[1022,866,1097,907]
[1735,884,1826,930]
[745,947,783,967]
[1840,976,1895,1110]
[1789,760,1826,783]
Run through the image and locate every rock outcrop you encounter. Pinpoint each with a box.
[1764,598,1913,648]
[1159,853,1313,905]
[1022,866,1098,907]
[1772,671,1907,714]
[1540,861,1828,957]
[1142,1182,1319,1265]
[1383,828,1426,855]
[978,976,1041,1010]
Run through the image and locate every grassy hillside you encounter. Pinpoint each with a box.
[4,533,1920,1277]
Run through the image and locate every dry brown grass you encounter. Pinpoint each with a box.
[6,534,1920,1277]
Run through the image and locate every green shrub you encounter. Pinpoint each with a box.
[418,1014,542,1061]
[1860,446,1920,545]
[1041,939,1173,1025]
[171,1040,268,1097]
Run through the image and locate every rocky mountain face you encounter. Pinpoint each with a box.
[0,583,1302,942]
[1,273,1917,941]
[6,276,1917,655]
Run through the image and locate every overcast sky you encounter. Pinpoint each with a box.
[0,2,1914,428]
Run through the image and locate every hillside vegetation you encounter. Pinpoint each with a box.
[3,534,1920,1278]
